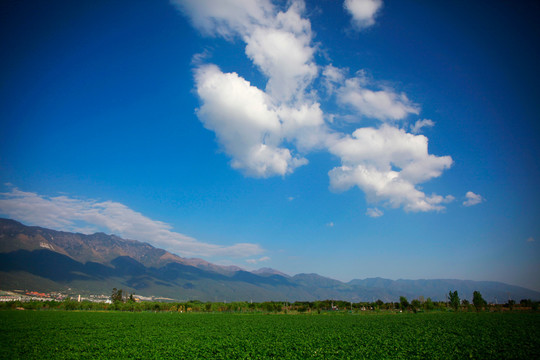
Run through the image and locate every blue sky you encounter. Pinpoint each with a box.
[1,0,539,291]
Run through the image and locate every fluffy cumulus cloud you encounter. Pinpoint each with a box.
[175,0,318,102]
[0,188,263,258]
[344,0,383,30]
[176,0,456,215]
[180,0,330,177]
[463,191,484,207]
[329,125,453,212]
[244,3,318,101]
[194,64,307,177]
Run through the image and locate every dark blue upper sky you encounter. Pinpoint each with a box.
[1,0,539,292]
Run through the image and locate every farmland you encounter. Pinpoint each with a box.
[1,311,539,359]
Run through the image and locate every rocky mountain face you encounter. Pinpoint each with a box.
[1,218,539,302]
[0,218,235,273]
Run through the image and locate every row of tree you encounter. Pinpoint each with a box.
[447,290,487,311]
[2,289,537,313]
[399,290,488,313]
[107,288,539,313]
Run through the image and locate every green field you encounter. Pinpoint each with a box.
[1,311,539,359]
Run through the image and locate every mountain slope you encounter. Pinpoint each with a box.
[0,218,236,273]
[1,218,539,302]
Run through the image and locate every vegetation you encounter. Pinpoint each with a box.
[473,290,487,311]
[110,288,124,303]
[399,296,409,311]
[2,289,539,314]
[449,290,460,311]
[1,311,539,359]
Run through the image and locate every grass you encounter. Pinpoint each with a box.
[1,311,539,359]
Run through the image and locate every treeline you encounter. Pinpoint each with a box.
[2,295,538,313]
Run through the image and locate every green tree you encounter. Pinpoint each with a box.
[399,296,409,311]
[410,299,421,313]
[473,291,486,311]
[111,288,124,303]
[449,291,460,311]
[423,297,435,311]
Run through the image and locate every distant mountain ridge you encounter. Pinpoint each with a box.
[0,218,240,274]
[1,218,539,302]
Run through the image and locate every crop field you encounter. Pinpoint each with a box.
[1,311,539,359]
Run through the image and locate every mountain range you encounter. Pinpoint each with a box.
[1,218,538,302]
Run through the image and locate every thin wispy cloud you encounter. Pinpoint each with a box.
[366,208,383,218]
[174,0,454,216]
[0,187,263,258]
[334,72,419,121]
[410,119,435,134]
[246,256,271,264]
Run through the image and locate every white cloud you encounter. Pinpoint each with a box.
[344,0,383,30]
[336,74,419,121]
[326,221,335,227]
[330,125,453,183]
[177,0,455,215]
[329,125,453,212]
[323,64,346,85]
[463,191,484,207]
[410,119,435,134]
[277,102,329,151]
[246,256,271,264]
[194,64,308,177]
[176,0,318,103]
[428,194,455,204]
[0,188,264,258]
[244,4,318,102]
[171,0,274,38]
[366,207,383,217]
[181,0,328,177]
[323,64,347,95]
